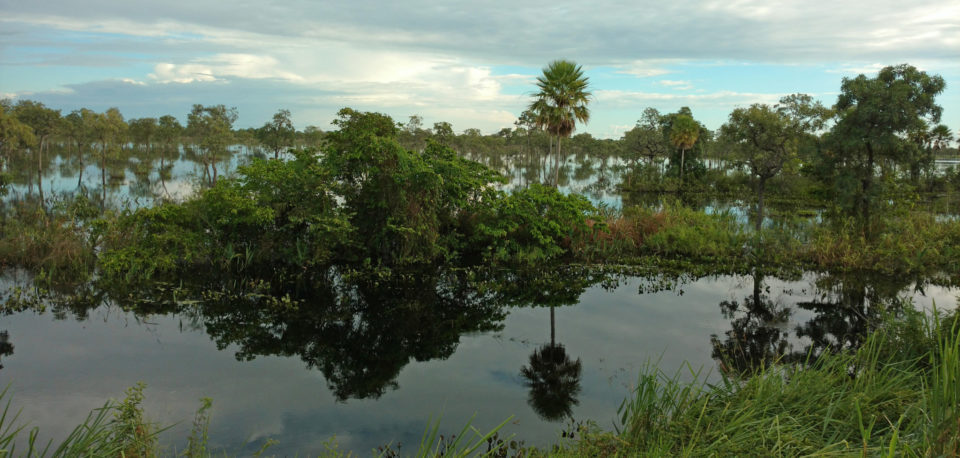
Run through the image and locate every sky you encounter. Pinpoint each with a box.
[1,0,958,139]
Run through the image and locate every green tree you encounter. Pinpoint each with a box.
[431,121,454,146]
[323,108,500,265]
[720,104,799,231]
[156,115,183,169]
[258,108,295,160]
[0,106,37,193]
[529,60,591,187]
[128,117,158,151]
[92,108,128,208]
[300,125,325,148]
[669,114,699,184]
[12,100,61,203]
[621,108,669,186]
[827,64,945,227]
[187,104,237,185]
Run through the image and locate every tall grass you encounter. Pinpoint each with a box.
[0,383,161,457]
[574,307,960,456]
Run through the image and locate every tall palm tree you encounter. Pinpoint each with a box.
[669,114,699,184]
[529,60,591,187]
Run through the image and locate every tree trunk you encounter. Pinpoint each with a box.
[680,147,686,185]
[100,143,107,211]
[862,143,875,234]
[756,178,766,233]
[37,136,45,206]
[553,135,562,188]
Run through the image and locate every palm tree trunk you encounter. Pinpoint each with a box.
[680,147,686,184]
[550,306,556,347]
[553,135,562,188]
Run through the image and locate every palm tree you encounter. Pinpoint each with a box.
[669,114,699,184]
[529,60,591,187]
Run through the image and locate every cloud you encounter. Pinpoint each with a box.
[615,60,675,78]
[3,0,958,65]
[658,80,694,90]
[2,0,957,136]
[149,54,304,83]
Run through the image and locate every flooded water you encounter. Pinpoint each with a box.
[2,146,959,454]
[0,269,955,455]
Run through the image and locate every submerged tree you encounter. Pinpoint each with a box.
[529,60,591,187]
[825,64,945,230]
[669,114,699,184]
[11,100,60,203]
[187,104,237,185]
[258,108,295,160]
[721,103,800,231]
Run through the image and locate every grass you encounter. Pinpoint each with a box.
[552,306,960,457]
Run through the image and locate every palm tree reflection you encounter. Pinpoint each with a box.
[520,306,582,422]
[0,331,13,370]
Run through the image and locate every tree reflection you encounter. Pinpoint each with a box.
[0,331,13,370]
[791,271,912,360]
[711,267,791,375]
[508,267,591,422]
[194,268,507,401]
[521,342,581,421]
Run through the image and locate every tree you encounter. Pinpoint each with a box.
[92,108,128,207]
[128,117,158,151]
[669,114,699,183]
[258,108,295,160]
[12,100,61,203]
[827,64,945,227]
[301,125,325,148]
[621,108,669,186]
[156,115,183,167]
[720,104,799,231]
[0,105,37,159]
[187,104,237,185]
[529,60,591,187]
[431,121,454,146]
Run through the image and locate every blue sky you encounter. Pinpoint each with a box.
[1,0,958,139]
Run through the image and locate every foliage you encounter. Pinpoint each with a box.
[99,148,350,282]
[473,183,597,265]
[257,108,295,159]
[822,64,946,226]
[529,60,591,186]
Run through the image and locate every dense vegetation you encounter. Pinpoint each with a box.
[1,62,959,455]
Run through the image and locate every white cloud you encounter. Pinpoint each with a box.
[149,63,218,83]
[658,80,694,90]
[615,60,675,78]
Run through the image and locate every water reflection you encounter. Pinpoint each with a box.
[792,271,913,359]
[521,342,582,422]
[164,269,508,401]
[710,267,929,376]
[0,331,12,370]
[711,268,791,375]
[1,264,956,454]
